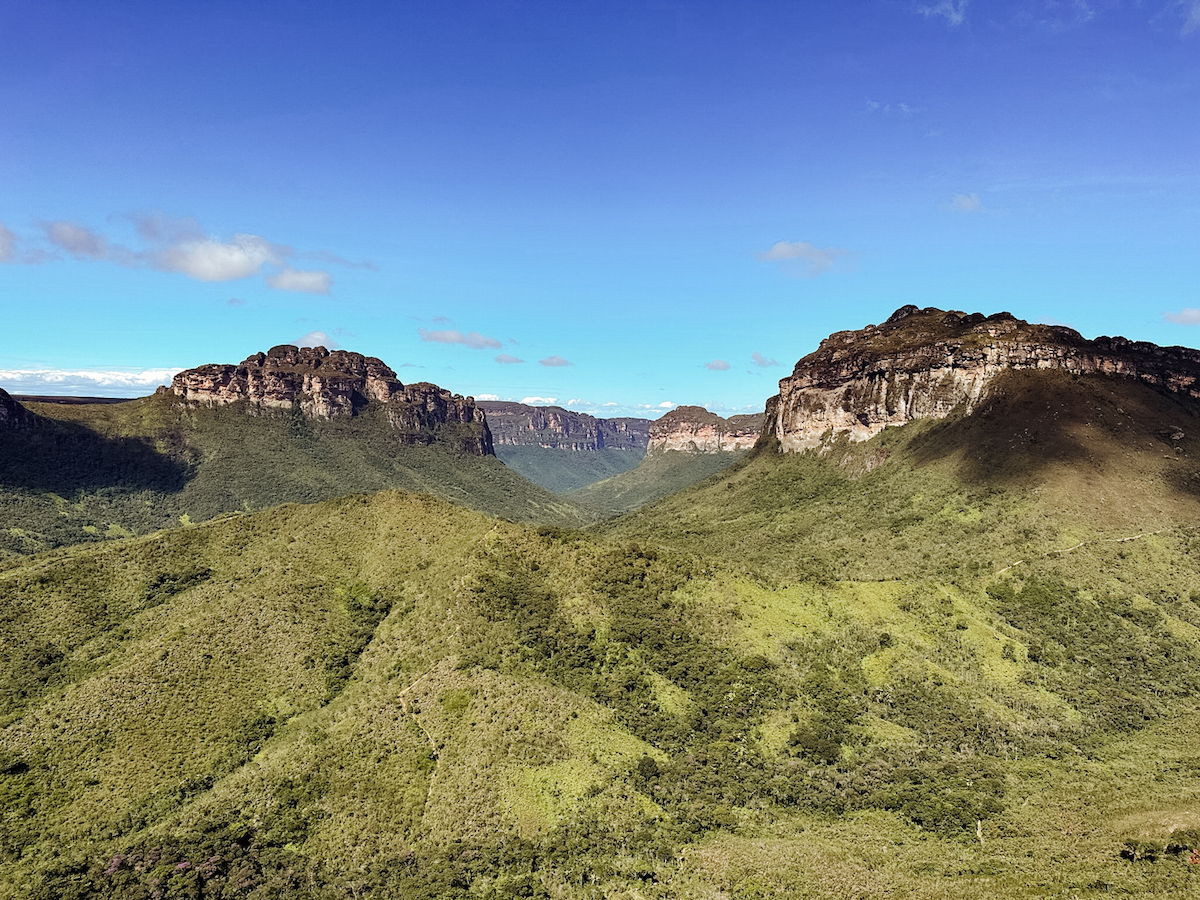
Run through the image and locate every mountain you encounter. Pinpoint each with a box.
[0,347,584,556]
[765,303,1200,452]
[478,401,650,492]
[0,389,29,429]
[648,405,761,453]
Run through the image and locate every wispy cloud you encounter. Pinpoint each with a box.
[494,353,524,364]
[539,355,572,367]
[0,223,15,263]
[1165,308,1200,325]
[0,367,181,397]
[751,352,779,367]
[266,268,333,295]
[943,192,983,213]
[705,359,731,371]
[521,396,557,405]
[1184,1,1200,35]
[757,240,851,277]
[865,100,922,117]
[419,328,503,350]
[44,221,109,259]
[26,212,340,293]
[658,401,675,409]
[476,393,500,401]
[919,1,968,26]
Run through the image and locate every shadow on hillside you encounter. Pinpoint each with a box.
[0,418,190,495]
[907,370,1197,486]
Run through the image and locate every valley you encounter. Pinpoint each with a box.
[2,308,1200,898]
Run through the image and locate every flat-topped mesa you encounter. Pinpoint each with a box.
[169,345,405,418]
[168,345,493,455]
[477,401,649,452]
[649,406,762,453]
[0,388,31,429]
[764,305,1200,453]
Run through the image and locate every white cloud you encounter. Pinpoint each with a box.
[476,393,500,401]
[0,367,181,397]
[44,221,109,259]
[494,353,525,364]
[757,240,851,277]
[751,352,779,367]
[1165,308,1200,325]
[944,192,983,213]
[266,268,333,294]
[155,233,286,281]
[539,355,572,367]
[658,401,675,409]
[293,330,340,349]
[419,329,503,350]
[521,396,557,405]
[920,1,968,26]
[0,223,16,262]
[705,359,731,371]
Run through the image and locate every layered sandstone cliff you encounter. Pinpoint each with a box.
[764,305,1200,453]
[478,401,649,452]
[648,406,762,453]
[168,345,493,455]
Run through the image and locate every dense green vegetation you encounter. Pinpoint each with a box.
[0,396,586,556]
[3,371,1200,897]
[492,446,644,493]
[570,449,747,517]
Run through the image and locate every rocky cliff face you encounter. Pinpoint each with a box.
[0,388,30,428]
[168,345,493,455]
[478,401,649,452]
[648,406,762,453]
[764,305,1200,453]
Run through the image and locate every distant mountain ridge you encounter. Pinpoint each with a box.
[764,304,1200,452]
[477,401,649,451]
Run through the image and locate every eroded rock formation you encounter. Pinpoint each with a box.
[168,345,493,454]
[649,406,762,453]
[764,305,1200,452]
[478,401,649,452]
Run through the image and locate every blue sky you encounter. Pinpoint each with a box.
[2,1,1198,416]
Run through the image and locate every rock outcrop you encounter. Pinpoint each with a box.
[168,345,493,455]
[478,401,649,452]
[648,406,762,453]
[764,305,1200,452]
[0,388,30,428]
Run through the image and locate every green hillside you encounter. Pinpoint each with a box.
[493,446,644,493]
[4,426,1200,899]
[570,449,747,517]
[0,395,586,556]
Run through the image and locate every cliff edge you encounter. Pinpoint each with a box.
[763,305,1200,452]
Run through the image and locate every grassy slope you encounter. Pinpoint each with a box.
[493,445,644,493]
[570,449,747,517]
[0,395,586,556]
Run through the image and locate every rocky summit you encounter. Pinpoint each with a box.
[648,405,762,453]
[167,344,493,455]
[763,305,1200,452]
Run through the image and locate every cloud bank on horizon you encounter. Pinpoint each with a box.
[1,1,1197,414]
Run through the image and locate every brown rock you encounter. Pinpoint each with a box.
[0,388,30,428]
[649,406,761,453]
[764,306,1200,452]
[477,401,650,452]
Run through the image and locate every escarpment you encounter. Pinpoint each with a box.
[167,345,493,455]
[764,305,1200,452]
[649,406,762,453]
[478,401,649,452]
